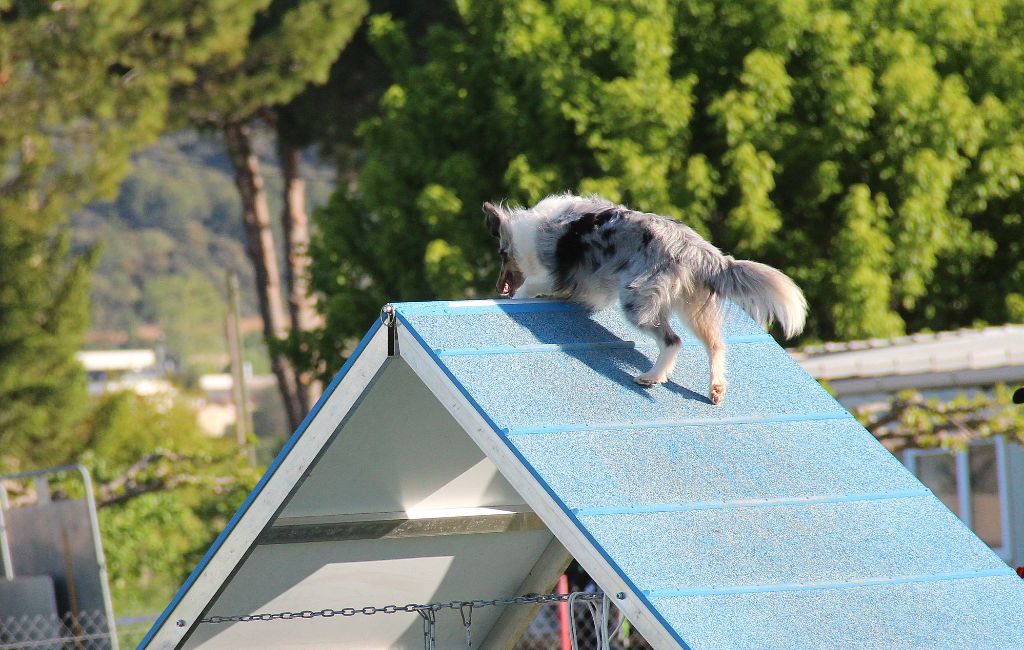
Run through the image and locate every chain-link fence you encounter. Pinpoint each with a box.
[0,610,115,650]
[514,598,652,650]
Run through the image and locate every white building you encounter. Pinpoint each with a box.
[791,324,1024,566]
[76,349,175,398]
[196,372,277,437]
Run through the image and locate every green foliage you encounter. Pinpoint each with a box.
[81,392,260,614]
[173,0,369,127]
[99,490,216,614]
[143,274,227,366]
[831,185,903,339]
[277,2,457,160]
[310,0,1024,370]
[0,0,291,469]
[87,393,197,467]
[856,385,1024,454]
[0,230,94,468]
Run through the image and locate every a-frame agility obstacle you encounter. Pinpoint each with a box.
[142,299,1024,649]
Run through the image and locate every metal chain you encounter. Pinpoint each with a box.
[200,592,604,625]
[568,592,620,650]
[418,607,437,650]
[459,602,473,648]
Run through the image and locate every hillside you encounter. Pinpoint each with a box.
[71,130,335,375]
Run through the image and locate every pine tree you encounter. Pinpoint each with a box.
[171,0,368,429]
[0,0,282,467]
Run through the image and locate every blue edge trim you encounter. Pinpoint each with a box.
[394,310,697,650]
[138,319,385,649]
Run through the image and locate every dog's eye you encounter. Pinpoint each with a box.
[500,250,509,261]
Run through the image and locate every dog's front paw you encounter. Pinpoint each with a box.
[710,382,727,405]
[511,286,533,300]
[634,372,667,387]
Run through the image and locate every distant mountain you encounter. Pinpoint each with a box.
[72,130,335,374]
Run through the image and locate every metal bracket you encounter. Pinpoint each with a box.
[381,304,398,356]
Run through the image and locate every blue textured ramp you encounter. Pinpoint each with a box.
[394,299,1024,649]
[509,420,922,508]
[652,576,1024,649]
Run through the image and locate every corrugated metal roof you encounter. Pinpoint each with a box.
[790,324,1024,399]
[792,324,1024,379]
[396,300,1024,649]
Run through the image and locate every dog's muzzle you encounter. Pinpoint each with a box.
[496,266,524,298]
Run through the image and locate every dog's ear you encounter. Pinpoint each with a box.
[483,202,504,239]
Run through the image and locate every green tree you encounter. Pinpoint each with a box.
[0,1,258,467]
[83,392,259,616]
[309,0,1024,368]
[143,273,227,366]
[172,0,369,430]
[0,225,93,467]
[278,0,459,173]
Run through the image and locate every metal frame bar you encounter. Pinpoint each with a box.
[903,438,1013,561]
[257,507,546,545]
[0,464,119,649]
[0,483,12,578]
[994,436,1013,561]
[957,449,973,529]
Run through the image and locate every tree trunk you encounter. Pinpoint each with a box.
[278,139,324,408]
[223,121,305,432]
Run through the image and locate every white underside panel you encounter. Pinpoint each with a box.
[186,530,554,649]
[281,359,524,518]
[178,357,558,649]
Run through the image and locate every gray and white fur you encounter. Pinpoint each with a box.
[484,193,807,404]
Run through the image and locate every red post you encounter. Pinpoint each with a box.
[558,574,571,650]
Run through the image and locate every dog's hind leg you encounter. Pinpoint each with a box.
[622,291,681,387]
[681,291,726,404]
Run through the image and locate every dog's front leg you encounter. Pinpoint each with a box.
[512,285,535,299]
[512,277,550,299]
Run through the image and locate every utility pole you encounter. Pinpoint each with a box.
[226,272,256,466]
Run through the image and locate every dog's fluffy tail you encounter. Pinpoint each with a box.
[706,257,807,339]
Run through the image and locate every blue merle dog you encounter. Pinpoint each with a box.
[484,194,807,405]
